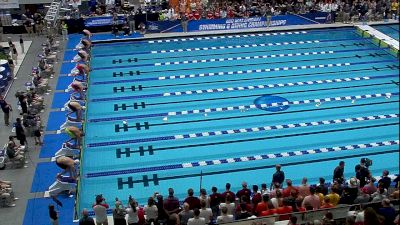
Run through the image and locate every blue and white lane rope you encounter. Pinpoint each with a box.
[91,59,398,85]
[85,140,399,178]
[155,50,334,66]
[87,113,399,147]
[151,40,322,54]
[147,31,307,44]
[88,92,399,123]
[166,92,397,116]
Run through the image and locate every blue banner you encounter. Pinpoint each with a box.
[300,12,330,23]
[147,14,320,33]
[84,16,126,27]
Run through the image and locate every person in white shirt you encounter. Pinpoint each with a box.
[219,194,235,216]
[92,195,109,225]
[188,208,206,225]
[126,198,139,225]
[144,197,158,224]
[216,206,234,224]
[199,200,212,224]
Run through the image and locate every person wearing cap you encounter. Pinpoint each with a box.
[83,29,92,39]
[55,156,78,180]
[93,195,109,225]
[65,126,84,148]
[67,101,83,122]
[71,81,86,100]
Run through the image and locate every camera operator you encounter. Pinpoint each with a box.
[355,158,372,187]
[93,194,110,225]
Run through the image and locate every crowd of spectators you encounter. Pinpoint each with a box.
[85,160,399,225]
[87,0,399,23]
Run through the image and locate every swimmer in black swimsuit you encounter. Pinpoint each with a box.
[55,156,78,180]
[66,101,82,122]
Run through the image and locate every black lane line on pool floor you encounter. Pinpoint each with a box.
[108,82,395,113]
[109,41,368,63]
[112,148,399,188]
[106,52,389,74]
[109,100,399,158]
[93,63,399,86]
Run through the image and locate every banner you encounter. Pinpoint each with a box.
[300,11,329,23]
[67,0,82,6]
[0,0,19,9]
[84,15,125,27]
[147,15,319,33]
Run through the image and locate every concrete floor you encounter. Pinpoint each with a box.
[0,33,65,225]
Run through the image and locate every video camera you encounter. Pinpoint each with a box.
[361,158,373,168]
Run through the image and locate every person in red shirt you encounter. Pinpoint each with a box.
[251,185,262,209]
[193,11,201,20]
[214,10,220,18]
[236,181,251,202]
[283,179,299,198]
[227,9,235,18]
[188,12,194,20]
[276,198,293,221]
[206,11,214,19]
[259,208,277,217]
[235,195,253,215]
[221,183,236,202]
[320,196,334,209]
[184,188,200,210]
[209,186,222,219]
[255,194,270,216]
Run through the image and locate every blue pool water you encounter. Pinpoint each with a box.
[372,24,400,41]
[79,27,399,212]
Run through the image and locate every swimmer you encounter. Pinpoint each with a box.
[65,126,84,148]
[76,63,90,77]
[77,50,89,62]
[66,101,83,122]
[71,81,86,100]
[55,156,79,180]
[81,39,92,51]
[83,29,92,39]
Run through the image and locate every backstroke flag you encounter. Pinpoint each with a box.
[0,0,19,9]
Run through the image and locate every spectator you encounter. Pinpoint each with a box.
[260,183,269,196]
[271,189,284,209]
[126,198,139,225]
[251,185,262,208]
[378,170,391,190]
[318,178,329,195]
[112,200,126,225]
[271,164,285,190]
[288,216,298,225]
[371,186,387,202]
[198,188,208,207]
[49,204,59,225]
[355,159,370,187]
[93,195,109,225]
[216,206,234,224]
[208,186,222,219]
[156,195,169,224]
[221,183,235,202]
[188,208,205,225]
[354,188,371,204]
[6,136,25,165]
[298,177,311,199]
[184,188,201,210]
[362,177,377,195]
[302,186,320,210]
[322,212,336,225]
[236,181,251,202]
[144,197,158,224]
[236,203,251,220]
[325,188,340,206]
[219,194,235,216]
[164,188,181,216]
[283,179,299,198]
[378,198,396,225]
[333,161,345,184]
[199,200,212,224]
[255,193,271,216]
[0,96,13,125]
[364,207,384,225]
[79,208,95,225]
[179,203,194,225]
[320,196,334,209]
[277,198,293,220]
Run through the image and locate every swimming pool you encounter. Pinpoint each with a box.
[79,27,399,212]
[372,24,400,41]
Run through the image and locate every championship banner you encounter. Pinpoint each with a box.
[84,15,125,27]
[67,0,82,6]
[0,0,19,9]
